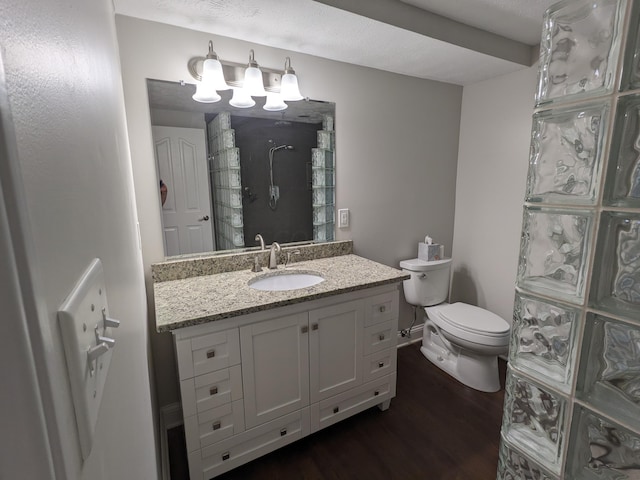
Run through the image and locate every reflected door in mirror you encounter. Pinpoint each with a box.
[152,126,215,255]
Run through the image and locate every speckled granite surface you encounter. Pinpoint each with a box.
[154,254,409,332]
[152,240,353,283]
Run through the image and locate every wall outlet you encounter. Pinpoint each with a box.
[338,208,349,228]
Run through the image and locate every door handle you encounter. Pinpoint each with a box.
[199,215,210,221]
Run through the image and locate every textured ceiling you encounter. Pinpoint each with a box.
[114,0,557,86]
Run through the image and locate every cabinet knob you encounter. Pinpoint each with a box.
[378,334,385,341]
[222,451,230,461]
[378,361,384,368]
[209,386,218,396]
[280,427,287,436]
[379,305,386,313]
[311,323,319,331]
[212,421,221,431]
[206,349,216,359]
[333,406,339,414]
[374,390,380,396]
[301,325,309,334]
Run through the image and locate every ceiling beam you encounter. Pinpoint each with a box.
[313,0,534,66]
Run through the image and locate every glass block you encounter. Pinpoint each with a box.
[603,95,640,207]
[313,222,334,243]
[312,186,335,206]
[317,130,334,151]
[566,406,640,479]
[209,129,236,153]
[502,368,567,474]
[590,212,640,316]
[322,114,334,131]
[517,207,594,304]
[536,0,626,106]
[510,293,581,392]
[497,437,559,480]
[312,205,334,225]
[577,313,640,432]
[620,0,640,91]
[311,167,334,187]
[311,148,334,168]
[526,102,609,205]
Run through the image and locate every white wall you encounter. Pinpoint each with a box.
[0,1,158,478]
[451,65,538,323]
[116,16,463,407]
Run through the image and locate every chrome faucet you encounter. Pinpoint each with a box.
[284,250,301,268]
[268,242,281,269]
[255,234,265,251]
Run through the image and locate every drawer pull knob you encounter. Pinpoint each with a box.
[280,427,287,436]
[206,349,216,359]
[209,386,218,396]
[374,390,380,396]
[333,406,339,414]
[378,361,384,368]
[212,421,221,431]
[311,323,319,331]
[301,325,309,334]
[379,334,385,341]
[222,451,230,461]
[379,305,386,313]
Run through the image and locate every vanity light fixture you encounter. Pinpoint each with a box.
[242,50,267,97]
[280,57,304,101]
[192,41,229,103]
[188,43,306,108]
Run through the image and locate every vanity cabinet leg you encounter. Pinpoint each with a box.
[378,399,391,411]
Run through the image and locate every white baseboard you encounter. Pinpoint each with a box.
[397,324,424,348]
[160,402,183,480]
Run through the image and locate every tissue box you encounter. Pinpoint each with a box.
[418,242,442,261]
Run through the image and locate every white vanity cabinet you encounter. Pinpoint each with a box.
[173,285,399,480]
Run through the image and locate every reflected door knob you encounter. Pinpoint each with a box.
[199,215,210,222]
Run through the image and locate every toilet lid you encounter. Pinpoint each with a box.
[436,303,509,338]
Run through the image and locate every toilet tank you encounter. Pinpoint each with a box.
[399,258,452,307]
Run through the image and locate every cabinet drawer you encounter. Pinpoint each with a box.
[362,349,397,383]
[180,364,243,418]
[363,321,395,355]
[188,408,310,480]
[311,374,396,433]
[363,291,398,326]
[176,329,240,380]
[184,399,245,453]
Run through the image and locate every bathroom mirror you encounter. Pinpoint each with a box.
[147,79,336,257]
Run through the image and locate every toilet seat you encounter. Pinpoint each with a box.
[426,302,509,347]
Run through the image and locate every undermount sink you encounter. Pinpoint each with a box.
[249,271,325,291]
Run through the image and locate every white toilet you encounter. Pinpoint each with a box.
[399,257,510,392]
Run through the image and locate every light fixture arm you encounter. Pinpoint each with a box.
[284,57,295,75]
[206,40,219,61]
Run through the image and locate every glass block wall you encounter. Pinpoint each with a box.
[312,114,335,243]
[498,0,640,478]
[207,112,245,250]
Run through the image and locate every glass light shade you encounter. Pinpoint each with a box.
[229,87,255,108]
[280,73,304,101]
[243,66,266,96]
[192,81,221,103]
[201,57,229,91]
[263,92,287,111]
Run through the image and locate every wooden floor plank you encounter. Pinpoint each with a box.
[169,343,506,480]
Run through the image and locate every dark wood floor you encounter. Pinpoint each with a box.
[168,343,506,480]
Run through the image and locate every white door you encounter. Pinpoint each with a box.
[152,126,214,255]
[309,299,364,403]
[240,313,310,429]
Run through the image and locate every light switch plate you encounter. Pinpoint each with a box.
[58,258,116,460]
[338,208,350,228]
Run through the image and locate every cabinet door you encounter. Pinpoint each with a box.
[240,313,310,429]
[309,299,364,403]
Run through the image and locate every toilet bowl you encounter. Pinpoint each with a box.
[399,257,510,392]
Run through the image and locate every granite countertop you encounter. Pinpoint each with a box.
[154,254,409,332]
